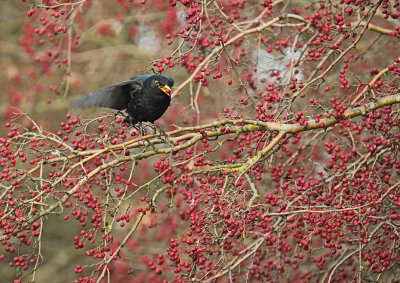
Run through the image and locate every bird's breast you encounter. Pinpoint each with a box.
[127,93,171,123]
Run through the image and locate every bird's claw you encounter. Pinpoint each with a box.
[151,124,172,145]
[132,122,148,136]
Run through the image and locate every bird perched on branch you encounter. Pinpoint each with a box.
[72,74,174,125]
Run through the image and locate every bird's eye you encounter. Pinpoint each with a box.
[155,80,159,86]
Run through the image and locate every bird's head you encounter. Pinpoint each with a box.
[147,75,174,97]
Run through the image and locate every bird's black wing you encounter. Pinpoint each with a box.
[71,80,142,110]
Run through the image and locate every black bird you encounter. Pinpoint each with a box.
[72,74,174,124]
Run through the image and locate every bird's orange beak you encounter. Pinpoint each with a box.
[160,85,171,96]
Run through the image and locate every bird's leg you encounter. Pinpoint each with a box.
[147,123,160,135]
[149,123,172,145]
[133,122,148,136]
[133,122,158,150]
[140,123,147,136]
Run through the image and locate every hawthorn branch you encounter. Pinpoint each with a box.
[291,0,383,101]
[172,14,307,96]
[323,221,387,283]
[352,56,400,104]
[358,21,395,35]
[0,92,399,240]
[204,218,283,282]
[96,211,146,283]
